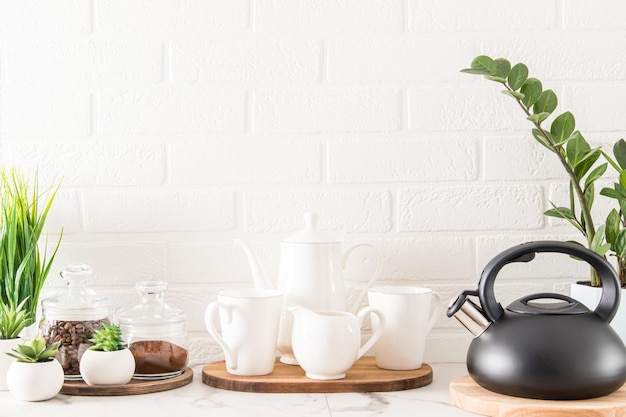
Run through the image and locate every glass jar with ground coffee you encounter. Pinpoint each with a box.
[118,280,188,380]
[39,263,111,380]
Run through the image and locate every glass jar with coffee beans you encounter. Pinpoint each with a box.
[39,264,111,380]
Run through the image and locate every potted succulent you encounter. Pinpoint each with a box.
[0,300,30,390]
[461,55,626,339]
[79,323,135,385]
[5,335,63,401]
[0,167,63,330]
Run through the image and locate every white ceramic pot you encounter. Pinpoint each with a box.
[6,359,64,401]
[1,337,21,391]
[79,348,135,385]
[571,283,626,343]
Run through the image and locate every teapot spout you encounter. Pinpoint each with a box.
[234,239,274,290]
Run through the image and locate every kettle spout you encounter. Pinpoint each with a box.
[447,289,491,337]
[234,239,274,290]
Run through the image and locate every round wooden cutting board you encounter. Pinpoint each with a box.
[449,375,626,417]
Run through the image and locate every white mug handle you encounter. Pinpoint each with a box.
[343,243,384,314]
[205,300,237,370]
[426,291,443,333]
[356,306,385,360]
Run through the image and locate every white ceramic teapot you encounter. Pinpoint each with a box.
[235,212,383,365]
[290,306,385,380]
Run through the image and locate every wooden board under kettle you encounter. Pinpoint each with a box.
[449,375,626,417]
[202,357,432,393]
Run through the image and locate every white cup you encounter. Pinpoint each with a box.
[367,286,442,370]
[205,288,282,376]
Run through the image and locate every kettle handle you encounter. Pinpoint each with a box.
[479,241,621,323]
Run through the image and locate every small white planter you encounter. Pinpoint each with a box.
[80,348,135,386]
[1,337,21,391]
[6,359,64,401]
[571,283,626,343]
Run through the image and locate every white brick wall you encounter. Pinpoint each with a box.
[2,0,626,365]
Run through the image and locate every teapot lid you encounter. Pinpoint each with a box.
[283,212,338,243]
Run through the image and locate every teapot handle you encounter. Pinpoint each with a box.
[479,241,620,324]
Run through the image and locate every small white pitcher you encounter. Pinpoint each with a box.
[290,306,385,380]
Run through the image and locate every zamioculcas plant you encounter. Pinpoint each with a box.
[0,168,63,326]
[461,55,626,287]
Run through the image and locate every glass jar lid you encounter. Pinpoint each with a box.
[117,280,186,339]
[41,263,111,321]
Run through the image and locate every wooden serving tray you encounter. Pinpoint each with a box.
[450,375,626,417]
[60,368,193,396]
[202,356,432,393]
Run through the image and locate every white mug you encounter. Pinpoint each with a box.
[368,286,442,370]
[205,288,282,376]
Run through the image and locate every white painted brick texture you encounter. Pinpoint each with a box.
[2,0,626,365]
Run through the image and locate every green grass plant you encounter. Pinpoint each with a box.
[0,168,62,326]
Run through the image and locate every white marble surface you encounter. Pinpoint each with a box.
[2,363,480,417]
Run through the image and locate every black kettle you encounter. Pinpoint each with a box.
[447,241,626,400]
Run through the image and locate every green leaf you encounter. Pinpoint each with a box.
[520,78,542,108]
[532,128,552,149]
[574,148,601,179]
[545,206,575,220]
[591,225,610,256]
[527,112,550,125]
[494,58,511,79]
[619,169,626,189]
[584,182,595,210]
[594,243,612,257]
[614,139,626,170]
[606,209,621,245]
[615,229,626,258]
[550,112,576,144]
[600,187,618,199]
[17,345,36,358]
[502,90,525,100]
[566,131,591,166]
[601,183,626,200]
[484,75,507,83]
[508,63,529,91]
[463,55,497,76]
[584,163,608,190]
[533,89,558,115]
[545,204,585,233]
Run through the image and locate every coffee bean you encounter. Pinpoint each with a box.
[40,318,109,376]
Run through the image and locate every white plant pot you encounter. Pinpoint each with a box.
[0,337,21,391]
[571,283,626,343]
[80,348,135,386]
[6,359,64,401]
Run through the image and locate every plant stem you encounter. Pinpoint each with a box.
[502,82,596,247]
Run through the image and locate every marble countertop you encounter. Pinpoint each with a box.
[3,363,480,417]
